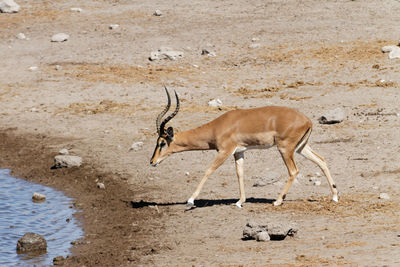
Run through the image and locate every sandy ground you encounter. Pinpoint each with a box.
[1,0,400,266]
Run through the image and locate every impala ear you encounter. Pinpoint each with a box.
[166,127,174,139]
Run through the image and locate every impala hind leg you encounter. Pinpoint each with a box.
[274,146,299,206]
[187,149,233,207]
[299,144,338,202]
[234,152,245,208]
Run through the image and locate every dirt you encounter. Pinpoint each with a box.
[1,0,400,266]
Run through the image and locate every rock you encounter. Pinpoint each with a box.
[129,141,144,151]
[16,33,26,40]
[32,192,46,202]
[243,220,298,241]
[201,49,216,57]
[249,43,261,49]
[55,65,62,70]
[208,99,222,107]
[381,45,400,59]
[16,233,47,253]
[153,9,162,16]
[51,33,69,42]
[318,108,345,124]
[314,180,321,186]
[256,231,270,241]
[379,193,390,200]
[28,66,38,71]
[149,47,184,61]
[53,155,82,168]
[0,0,20,13]
[97,182,105,189]
[70,7,82,12]
[109,24,119,30]
[251,37,260,42]
[53,256,65,265]
[59,148,69,155]
[184,172,190,176]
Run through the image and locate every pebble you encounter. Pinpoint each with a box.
[29,66,38,71]
[55,65,62,70]
[249,43,261,49]
[16,33,26,40]
[185,172,190,176]
[109,24,119,30]
[53,256,65,265]
[256,231,270,242]
[153,9,162,16]
[32,192,46,202]
[208,99,222,107]
[0,0,20,13]
[314,180,321,186]
[149,47,184,61]
[381,45,400,59]
[129,141,144,151]
[51,33,69,42]
[97,182,105,189]
[70,7,82,12]
[53,155,82,168]
[379,193,390,200]
[59,148,69,155]
[318,108,345,124]
[201,49,216,57]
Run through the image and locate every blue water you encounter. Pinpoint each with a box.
[0,169,84,266]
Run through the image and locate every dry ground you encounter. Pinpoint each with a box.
[1,0,400,266]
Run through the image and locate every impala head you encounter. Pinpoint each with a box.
[150,87,180,167]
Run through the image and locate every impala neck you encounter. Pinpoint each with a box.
[170,124,216,153]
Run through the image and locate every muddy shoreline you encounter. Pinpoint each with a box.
[0,129,154,266]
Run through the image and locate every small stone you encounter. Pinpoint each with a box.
[389,47,400,59]
[28,66,38,71]
[251,37,260,42]
[97,182,105,189]
[53,256,65,265]
[51,33,69,42]
[59,148,69,155]
[314,180,321,186]
[318,108,345,124]
[17,233,47,253]
[249,43,261,49]
[70,7,82,12]
[208,99,222,107]
[32,192,46,202]
[129,142,144,151]
[379,193,390,200]
[381,45,397,53]
[256,231,270,241]
[153,9,162,16]
[55,65,62,70]
[185,172,190,176]
[149,48,184,61]
[201,49,216,57]
[109,24,119,30]
[30,107,38,112]
[16,33,26,40]
[0,0,20,13]
[53,155,82,168]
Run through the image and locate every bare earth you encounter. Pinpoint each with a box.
[1,0,400,266]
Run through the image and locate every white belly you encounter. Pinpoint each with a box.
[234,144,274,154]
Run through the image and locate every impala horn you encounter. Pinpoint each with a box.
[156,86,171,136]
[159,88,180,136]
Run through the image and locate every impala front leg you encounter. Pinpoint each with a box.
[187,149,233,207]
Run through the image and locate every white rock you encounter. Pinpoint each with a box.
[30,107,38,112]
[318,108,345,124]
[389,47,400,59]
[70,7,82,12]
[53,155,82,168]
[59,148,69,155]
[251,37,260,42]
[109,24,119,30]
[314,180,321,186]
[381,45,397,53]
[51,33,69,42]
[16,33,26,40]
[208,99,222,107]
[32,192,46,201]
[28,66,38,71]
[256,232,270,242]
[149,48,184,61]
[379,193,390,200]
[249,43,261,49]
[55,65,62,70]
[0,0,20,13]
[129,141,144,151]
[97,182,105,189]
[153,9,162,16]
[185,172,190,176]
[201,49,216,57]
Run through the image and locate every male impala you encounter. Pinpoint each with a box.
[150,87,338,208]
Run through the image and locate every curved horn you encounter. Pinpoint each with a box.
[156,86,171,136]
[160,90,180,134]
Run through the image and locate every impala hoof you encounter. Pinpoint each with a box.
[332,195,338,203]
[273,200,282,206]
[186,198,195,208]
[235,202,242,208]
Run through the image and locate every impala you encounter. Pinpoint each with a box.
[150,87,338,208]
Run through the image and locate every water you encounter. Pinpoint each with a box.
[0,169,84,266]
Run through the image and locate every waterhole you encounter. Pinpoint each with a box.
[0,169,84,266]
